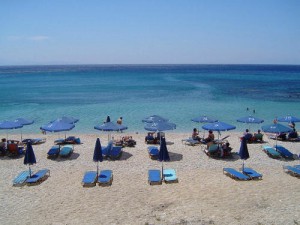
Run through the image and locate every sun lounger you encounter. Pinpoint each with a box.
[47,145,60,158]
[204,144,219,156]
[26,169,50,185]
[55,136,81,145]
[13,170,30,187]
[82,171,97,187]
[163,168,178,183]
[274,145,295,159]
[294,165,300,169]
[22,138,46,145]
[283,165,300,177]
[241,167,262,179]
[102,141,122,159]
[223,168,250,180]
[262,146,281,159]
[147,146,159,159]
[182,138,200,146]
[59,145,74,157]
[148,169,162,185]
[98,170,113,186]
[102,141,113,157]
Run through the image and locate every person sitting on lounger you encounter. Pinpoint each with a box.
[253,129,263,142]
[278,132,287,140]
[203,130,214,144]
[0,138,7,156]
[192,128,201,142]
[288,129,298,139]
[145,132,156,143]
[221,142,232,157]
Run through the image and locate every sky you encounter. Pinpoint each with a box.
[1,0,300,65]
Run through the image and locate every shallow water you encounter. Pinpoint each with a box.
[1,64,300,134]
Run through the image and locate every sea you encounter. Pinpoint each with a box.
[0,64,300,135]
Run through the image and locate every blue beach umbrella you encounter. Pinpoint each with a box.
[237,116,264,124]
[15,118,34,141]
[144,121,176,132]
[0,120,23,139]
[192,115,218,138]
[261,123,293,146]
[239,138,249,172]
[261,123,292,134]
[158,137,170,178]
[142,115,169,123]
[93,138,103,176]
[191,116,218,123]
[51,116,79,124]
[24,141,36,178]
[94,122,128,141]
[41,120,75,133]
[277,115,300,123]
[202,121,236,139]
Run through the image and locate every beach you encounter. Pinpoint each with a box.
[1,132,299,225]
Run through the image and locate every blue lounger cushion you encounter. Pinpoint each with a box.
[148,169,162,185]
[262,146,281,158]
[102,141,113,157]
[110,146,122,159]
[13,170,30,187]
[147,146,159,158]
[82,171,97,187]
[283,165,300,177]
[241,167,262,179]
[26,169,50,185]
[98,170,113,186]
[59,145,73,157]
[47,145,60,157]
[223,168,250,180]
[274,145,294,159]
[163,168,178,183]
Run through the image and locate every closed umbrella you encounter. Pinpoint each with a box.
[24,141,36,178]
[93,138,103,176]
[158,137,170,178]
[239,138,249,172]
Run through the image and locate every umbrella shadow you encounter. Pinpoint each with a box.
[55,152,80,162]
[104,151,133,161]
[210,152,240,161]
[169,152,183,162]
[0,154,24,160]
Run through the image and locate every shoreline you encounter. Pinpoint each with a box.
[1,132,299,225]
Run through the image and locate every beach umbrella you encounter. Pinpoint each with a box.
[51,116,79,124]
[261,123,293,146]
[40,119,75,138]
[142,115,169,123]
[192,115,218,138]
[15,118,34,141]
[277,115,300,123]
[93,138,103,176]
[0,120,23,139]
[191,116,218,123]
[24,141,36,178]
[94,122,128,141]
[158,137,170,179]
[202,121,236,139]
[237,115,264,124]
[239,138,250,172]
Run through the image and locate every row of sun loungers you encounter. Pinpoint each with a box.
[82,170,113,187]
[262,145,298,160]
[13,169,50,186]
[47,145,74,158]
[223,167,263,180]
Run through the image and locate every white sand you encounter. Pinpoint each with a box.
[0,132,299,225]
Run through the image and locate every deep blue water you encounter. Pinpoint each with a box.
[0,64,300,134]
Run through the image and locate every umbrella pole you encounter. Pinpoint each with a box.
[162,161,164,181]
[242,160,245,173]
[97,161,99,177]
[29,165,32,178]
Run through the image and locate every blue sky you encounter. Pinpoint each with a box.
[1,0,300,65]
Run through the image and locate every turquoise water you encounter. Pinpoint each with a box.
[0,64,300,134]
